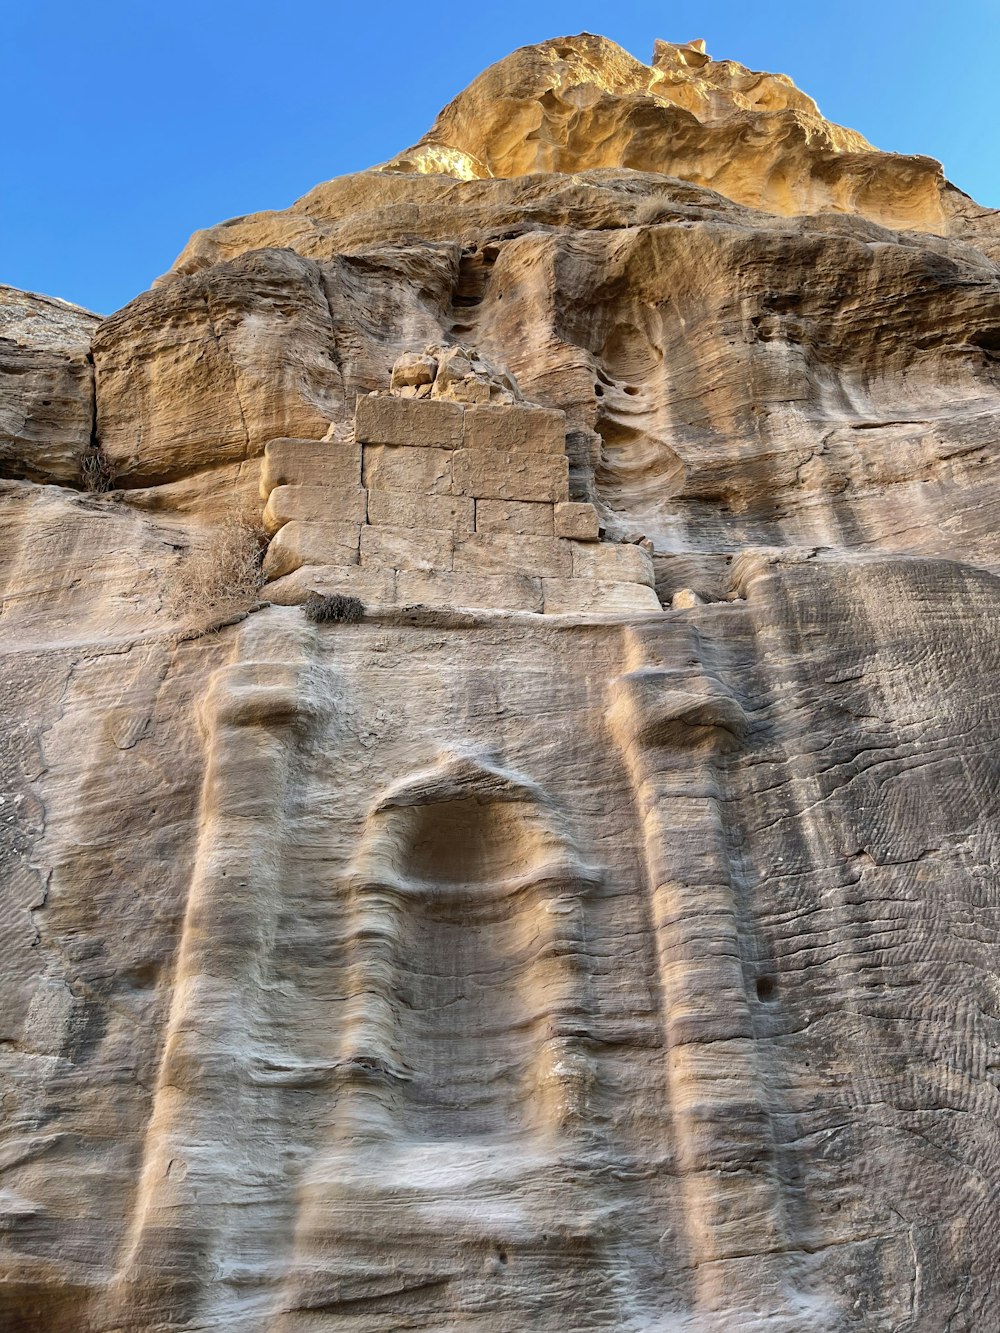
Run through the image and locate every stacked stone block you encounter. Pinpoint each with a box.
[260,395,660,616]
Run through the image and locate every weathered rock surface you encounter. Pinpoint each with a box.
[0,286,100,485]
[383,34,961,234]
[2,31,1000,1333]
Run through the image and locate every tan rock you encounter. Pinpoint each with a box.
[355,393,464,449]
[367,487,474,533]
[360,523,454,571]
[653,38,710,70]
[266,562,395,605]
[390,349,437,391]
[452,448,569,502]
[554,501,601,541]
[262,483,367,535]
[381,32,953,234]
[260,438,362,498]
[475,498,554,536]
[570,540,655,587]
[671,586,706,609]
[262,520,361,579]
[541,576,662,614]
[94,249,347,484]
[463,403,566,454]
[430,344,520,404]
[396,568,542,611]
[453,532,571,578]
[362,443,452,494]
[0,285,100,485]
[7,28,1000,1333]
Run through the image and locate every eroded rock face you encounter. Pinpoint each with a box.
[92,246,460,485]
[382,32,955,233]
[0,286,100,485]
[3,31,1000,1333]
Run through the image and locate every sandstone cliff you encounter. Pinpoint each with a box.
[2,33,1000,1333]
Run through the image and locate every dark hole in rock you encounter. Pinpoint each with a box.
[756,975,777,1003]
[969,327,1000,353]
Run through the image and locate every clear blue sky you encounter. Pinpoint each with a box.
[6,1,998,315]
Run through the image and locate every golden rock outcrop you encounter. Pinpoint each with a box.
[169,32,1000,279]
[383,33,948,232]
[2,32,1000,1333]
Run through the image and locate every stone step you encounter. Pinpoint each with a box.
[367,488,475,533]
[453,532,571,579]
[360,525,455,572]
[462,403,566,454]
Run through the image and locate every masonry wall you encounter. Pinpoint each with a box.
[259,394,661,616]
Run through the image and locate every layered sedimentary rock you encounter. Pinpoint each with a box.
[0,286,100,485]
[3,32,1000,1333]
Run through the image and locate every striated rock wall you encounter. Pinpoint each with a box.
[0,286,100,486]
[2,32,1000,1333]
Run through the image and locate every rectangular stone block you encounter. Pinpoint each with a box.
[554,501,601,541]
[367,488,475,534]
[260,439,361,499]
[396,569,543,613]
[360,524,454,572]
[475,499,554,536]
[266,563,395,608]
[262,520,361,580]
[452,449,569,503]
[355,393,464,449]
[542,578,661,615]
[362,444,452,494]
[462,403,566,454]
[263,484,367,536]
[571,541,655,587]
[454,533,571,578]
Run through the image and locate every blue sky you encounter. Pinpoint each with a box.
[6,1,998,315]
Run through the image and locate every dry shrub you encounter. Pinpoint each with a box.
[632,193,675,227]
[303,592,364,625]
[170,500,266,630]
[80,445,117,493]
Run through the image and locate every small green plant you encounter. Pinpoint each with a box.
[80,445,117,494]
[303,592,364,624]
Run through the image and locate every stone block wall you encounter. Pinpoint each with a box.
[259,394,660,615]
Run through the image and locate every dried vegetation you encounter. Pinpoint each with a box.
[169,498,267,632]
[80,445,117,494]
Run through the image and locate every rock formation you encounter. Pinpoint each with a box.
[2,32,1000,1332]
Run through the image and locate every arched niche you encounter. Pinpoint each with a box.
[336,753,602,1144]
